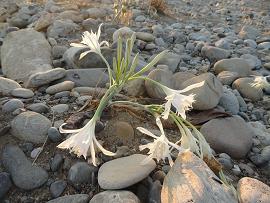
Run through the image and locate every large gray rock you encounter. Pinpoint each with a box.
[26,68,67,88]
[200,116,253,159]
[0,77,21,95]
[214,58,252,77]
[98,154,156,189]
[90,191,140,203]
[180,73,223,110]
[2,145,48,190]
[2,99,24,113]
[47,19,80,39]
[161,151,237,203]
[59,69,108,88]
[46,194,90,203]
[237,177,270,203]
[232,77,264,101]
[1,29,52,82]
[10,111,52,144]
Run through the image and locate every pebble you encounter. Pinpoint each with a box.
[68,162,98,186]
[48,127,62,143]
[10,111,52,144]
[50,180,67,198]
[217,71,239,85]
[50,154,64,172]
[46,81,75,95]
[201,45,230,62]
[0,172,12,199]
[30,147,43,159]
[90,191,140,203]
[2,99,24,113]
[51,104,69,114]
[200,116,253,159]
[11,88,34,98]
[46,194,89,203]
[54,91,70,99]
[218,88,239,114]
[237,177,270,203]
[0,77,21,95]
[26,103,50,113]
[136,32,155,42]
[26,68,67,88]
[98,154,156,189]
[111,121,134,145]
[2,145,48,190]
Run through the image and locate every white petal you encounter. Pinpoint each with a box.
[90,139,96,165]
[100,40,109,48]
[70,43,88,48]
[97,23,103,39]
[59,123,81,134]
[79,51,92,60]
[137,127,158,139]
[162,95,173,120]
[93,137,116,156]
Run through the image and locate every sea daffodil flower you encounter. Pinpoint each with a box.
[57,117,115,166]
[138,117,182,166]
[161,81,205,120]
[70,23,109,59]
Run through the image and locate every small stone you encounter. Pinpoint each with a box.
[136,32,155,42]
[2,145,48,190]
[26,68,66,88]
[11,88,34,98]
[0,172,12,199]
[26,103,50,113]
[50,180,67,198]
[47,19,80,39]
[48,127,62,143]
[237,177,270,203]
[214,58,252,77]
[241,54,261,69]
[217,71,239,85]
[217,158,233,169]
[10,111,52,144]
[201,46,230,62]
[123,78,145,97]
[46,81,75,95]
[98,154,156,189]
[258,42,270,50]
[90,191,140,203]
[68,162,98,186]
[51,104,69,114]
[113,27,134,42]
[135,15,146,22]
[0,77,21,95]
[30,147,43,159]
[2,99,24,113]
[218,88,239,114]
[200,116,253,159]
[46,194,89,203]
[232,165,241,176]
[232,77,264,101]
[239,25,260,40]
[111,121,134,145]
[50,154,64,172]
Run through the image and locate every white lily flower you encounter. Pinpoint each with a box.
[70,23,109,59]
[250,76,270,90]
[180,124,200,155]
[57,118,115,166]
[161,81,205,120]
[138,117,182,166]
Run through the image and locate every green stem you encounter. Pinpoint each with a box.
[99,54,114,86]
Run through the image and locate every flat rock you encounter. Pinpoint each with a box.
[1,29,52,82]
[90,191,140,203]
[10,111,52,144]
[51,104,69,114]
[59,69,108,88]
[180,73,223,110]
[47,19,80,39]
[26,68,66,88]
[214,58,252,77]
[200,116,253,159]
[2,145,48,190]
[0,77,21,95]
[50,180,67,198]
[237,177,270,203]
[98,154,156,189]
[46,81,75,94]
[26,103,50,113]
[136,32,155,42]
[161,151,237,203]
[2,99,24,113]
[11,88,34,98]
[46,194,90,203]
[232,77,264,101]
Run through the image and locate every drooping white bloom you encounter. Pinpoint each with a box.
[161,81,205,120]
[70,23,109,59]
[138,117,182,166]
[250,76,270,90]
[57,118,115,166]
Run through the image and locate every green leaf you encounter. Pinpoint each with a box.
[126,53,139,79]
